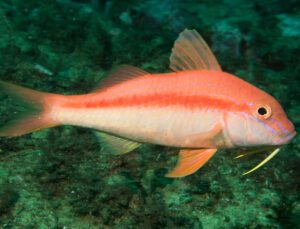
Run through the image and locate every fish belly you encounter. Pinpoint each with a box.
[51,106,222,148]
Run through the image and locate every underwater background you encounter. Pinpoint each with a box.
[0,0,299,228]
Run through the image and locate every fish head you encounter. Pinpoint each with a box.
[225,95,296,147]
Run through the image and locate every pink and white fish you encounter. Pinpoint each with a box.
[0,29,296,177]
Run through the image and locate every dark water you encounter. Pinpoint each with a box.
[0,0,299,228]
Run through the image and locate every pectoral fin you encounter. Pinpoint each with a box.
[184,123,222,148]
[166,149,217,178]
[94,131,141,155]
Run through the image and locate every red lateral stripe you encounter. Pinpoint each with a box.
[62,93,248,111]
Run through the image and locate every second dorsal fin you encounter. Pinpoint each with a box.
[93,65,149,92]
[169,29,222,72]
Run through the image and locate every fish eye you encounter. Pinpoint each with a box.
[255,105,272,119]
[257,107,267,115]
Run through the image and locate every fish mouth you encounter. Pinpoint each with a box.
[275,131,297,145]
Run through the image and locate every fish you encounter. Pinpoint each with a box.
[0,29,296,177]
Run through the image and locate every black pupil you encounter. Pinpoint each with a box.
[257,107,267,115]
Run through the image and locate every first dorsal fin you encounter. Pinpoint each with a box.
[93,65,149,92]
[170,29,222,72]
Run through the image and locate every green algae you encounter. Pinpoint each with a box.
[0,0,299,228]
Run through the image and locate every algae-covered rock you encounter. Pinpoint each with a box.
[0,0,299,228]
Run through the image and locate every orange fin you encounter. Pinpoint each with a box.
[93,65,149,92]
[0,81,57,137]
[170,29,222,72]
[166,149,217,178]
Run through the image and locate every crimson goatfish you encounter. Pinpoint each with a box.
[0,29,296,177]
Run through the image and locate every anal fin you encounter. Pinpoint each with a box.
[166,149,217,178]
[94,131,141,155]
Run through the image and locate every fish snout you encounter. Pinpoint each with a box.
[273,118,296,145]
[275,130,296,145]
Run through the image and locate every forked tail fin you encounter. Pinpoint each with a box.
[0,81,59,137]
